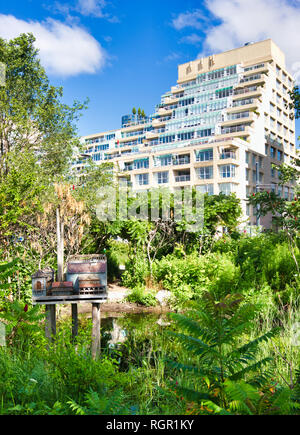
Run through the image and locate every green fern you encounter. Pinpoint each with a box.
[167,292,279,414]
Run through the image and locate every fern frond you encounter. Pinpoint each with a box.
[67,399,86,415]
[235,329,279,355]
[173,385,211,403]
[167,331,213,356]
[229,357,273,381]
[166,359,211,377]
[200,400,232,415]
[169,313,215,343]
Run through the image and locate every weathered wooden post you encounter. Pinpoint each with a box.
[92,303,101,359]
[71,303,78,342]
[45,304,56,343]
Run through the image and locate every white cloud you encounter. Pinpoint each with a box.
[0,14,106,77]
[76,0,107,17]
[179,33,202,45]
[171,10,205,30]
[201,0,300,81]
[51,0,119,22]
[172,1,300,81]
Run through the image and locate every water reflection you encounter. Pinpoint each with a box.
[100,312,170,349]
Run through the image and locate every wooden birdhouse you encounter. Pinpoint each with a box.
[66,254,107,299]
[50,282,74,297]
[32,270,49,298]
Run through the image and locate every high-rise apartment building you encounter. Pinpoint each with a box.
[76,39,297,228]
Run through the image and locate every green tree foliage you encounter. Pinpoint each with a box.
[0,151,46,245]
[0,33,87,178]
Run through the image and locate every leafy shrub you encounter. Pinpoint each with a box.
[126,286,157,307]
[151,252,240,304]
[122,256,149,288]
[107,240,129,282]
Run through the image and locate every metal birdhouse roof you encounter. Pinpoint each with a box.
[32,270,49,279]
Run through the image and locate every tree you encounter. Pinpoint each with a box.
[0,151,46,250]
[248,86,299,272]
[0,33,87,178]
[25,183,91,276]
[132,107,136,116]
[141,109,146,119]
[138,108,141,117]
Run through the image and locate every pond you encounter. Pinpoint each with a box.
[83,311,173,369]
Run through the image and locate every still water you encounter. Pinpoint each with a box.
[100,312,171,349]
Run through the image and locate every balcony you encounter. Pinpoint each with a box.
[175,175,191,182]
[123,164,134,171]
[173,156,190,166]
[158,107,174,116]
[220,151,236,160]
[227,111,250,121]
[221,125,246,135]
[239,74,264,84]
[233,86,261,97]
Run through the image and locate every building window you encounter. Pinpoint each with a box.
[196,184,214,195]
[278,185,282,197]
[270,147,275,158]
[277,150,282,161]
[157,171,169,184]
[246,168,249,181]
[219,165,236,178]
[219,183,234,195]
[245,151,249,163]
[136,173,149,185]
[195,148,213,161]
[284,187,289,199]
[134,158,149,170]
[246,203,250,216]
[197,166,213,179]
[155,155,172,167]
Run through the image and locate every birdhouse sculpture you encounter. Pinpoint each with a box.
[31,270,49,299]
[66,254,107,298]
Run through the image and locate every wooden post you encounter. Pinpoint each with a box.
[71,303,78,342]
[56,207,64,282]
[91,303,101,359]
[45,305,56,345]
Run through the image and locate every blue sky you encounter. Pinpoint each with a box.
[0,0,300,142]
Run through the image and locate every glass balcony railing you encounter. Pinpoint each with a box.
[233,86,259,96]
[227,111,250,121]
[240,74,263,83]
[220,152,236,160]
[175,175,191,182]
[173,157,190,165]
[123,165,134,171]
[221,125,246,134]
